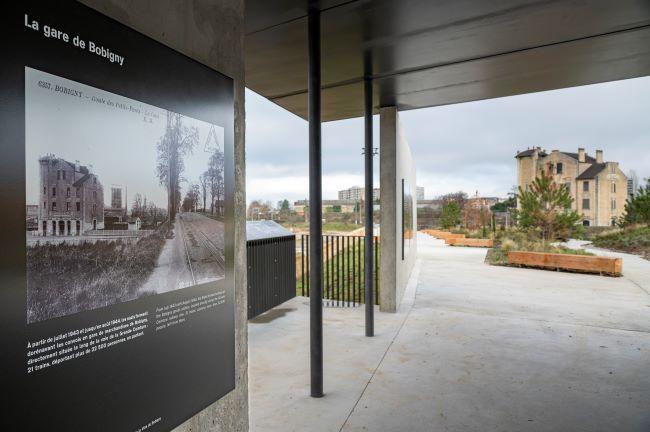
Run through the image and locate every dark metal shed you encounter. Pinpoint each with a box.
[246,221,296,319]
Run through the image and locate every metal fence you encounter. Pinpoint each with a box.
[298,234,379,306]
[247,235,296,319]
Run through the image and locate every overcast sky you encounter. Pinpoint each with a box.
[246,76,650,205]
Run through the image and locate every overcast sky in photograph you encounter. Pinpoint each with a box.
[26,67,219,210]
[246,75,650,205]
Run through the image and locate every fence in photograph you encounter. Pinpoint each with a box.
[83,229,156,237]
[247,235,296,319]
[298,234,380,306]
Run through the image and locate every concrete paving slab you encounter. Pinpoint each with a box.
[250,234,650,432]
[248,279,417,432]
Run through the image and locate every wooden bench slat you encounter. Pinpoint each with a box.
[507,251,622,275]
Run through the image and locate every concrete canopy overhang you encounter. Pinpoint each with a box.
[245,0,650,122]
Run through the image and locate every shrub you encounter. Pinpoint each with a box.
[440,202,461,229]
[621,179,650,225]
[486,227,593,266]
[592,225,650,259]
[27,232,165,323]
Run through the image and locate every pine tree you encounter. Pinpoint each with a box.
[440,201,461,229]
[622,179,650,225]
[516,170,581,240]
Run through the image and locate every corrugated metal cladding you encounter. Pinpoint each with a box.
[246,221,296,319]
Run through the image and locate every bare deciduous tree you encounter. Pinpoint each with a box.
[198,173,208,212]
[156,111,198,221]
[204,150,225,217]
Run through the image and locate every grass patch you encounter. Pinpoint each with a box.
[297,238,379,304]
[450,228,493,239]
[27,231,166,323]
[591,225,650,260]
[284,221,363,233]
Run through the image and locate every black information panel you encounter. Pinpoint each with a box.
[402,179,413,260]
[1,2,235,431]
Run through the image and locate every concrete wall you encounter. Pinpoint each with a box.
[380,107,417,313]
[77,1,248,431]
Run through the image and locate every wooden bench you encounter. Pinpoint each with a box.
[507,251,622,276]
[447,238,493,247]
[423,230,465,242]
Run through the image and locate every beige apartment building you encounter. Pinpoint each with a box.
[338,186,380,201]
[516,147,628,227]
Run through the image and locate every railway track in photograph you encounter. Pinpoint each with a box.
[196,229,226,273]
[177,216,197,286]
[178,212,226,281]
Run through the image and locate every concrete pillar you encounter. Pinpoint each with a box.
[380,107,398,312]
[379,107,417,313]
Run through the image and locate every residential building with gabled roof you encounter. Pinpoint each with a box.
[516,147,628,226]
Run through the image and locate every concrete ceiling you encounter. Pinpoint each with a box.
[245,0,650,122]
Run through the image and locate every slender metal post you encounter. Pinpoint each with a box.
[308,6,324,398]
[364,77,374,337]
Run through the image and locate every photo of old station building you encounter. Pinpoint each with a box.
[37,154,104,236]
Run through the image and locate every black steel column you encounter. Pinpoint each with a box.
[364,77,374,337]
[308,5,324,398]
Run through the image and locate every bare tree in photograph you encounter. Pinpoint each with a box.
[181,183,201,212]
[191,183,201,212]
[131,193,144,218]
[199,172,208,212]
[156,111,199,221]
[206,150,225,217]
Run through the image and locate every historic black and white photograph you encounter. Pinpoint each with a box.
[25,67,226,323]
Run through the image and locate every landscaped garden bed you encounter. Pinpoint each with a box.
[590,226,650,261]
[484,228,623,276]
[507,250,622,276]
[446,237,493,247]
[422,229,493,247]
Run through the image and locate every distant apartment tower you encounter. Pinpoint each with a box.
[111,187,123,209]
[416,186,425,201]
[516,147,628,227]
[627,170,639,199]
[338,186,380,201]
[38,155,104,236]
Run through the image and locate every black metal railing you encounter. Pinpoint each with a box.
[298,234,379,306]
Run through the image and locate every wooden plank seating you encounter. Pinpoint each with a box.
[422,229,495,247]
[507,251,622,276]
[422,230,465,242]
[447,238,493,247]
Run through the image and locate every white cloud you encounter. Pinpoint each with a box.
[245,75,650,205]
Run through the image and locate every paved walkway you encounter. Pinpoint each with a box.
[249,234,650,432]
[565,238,650,296]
